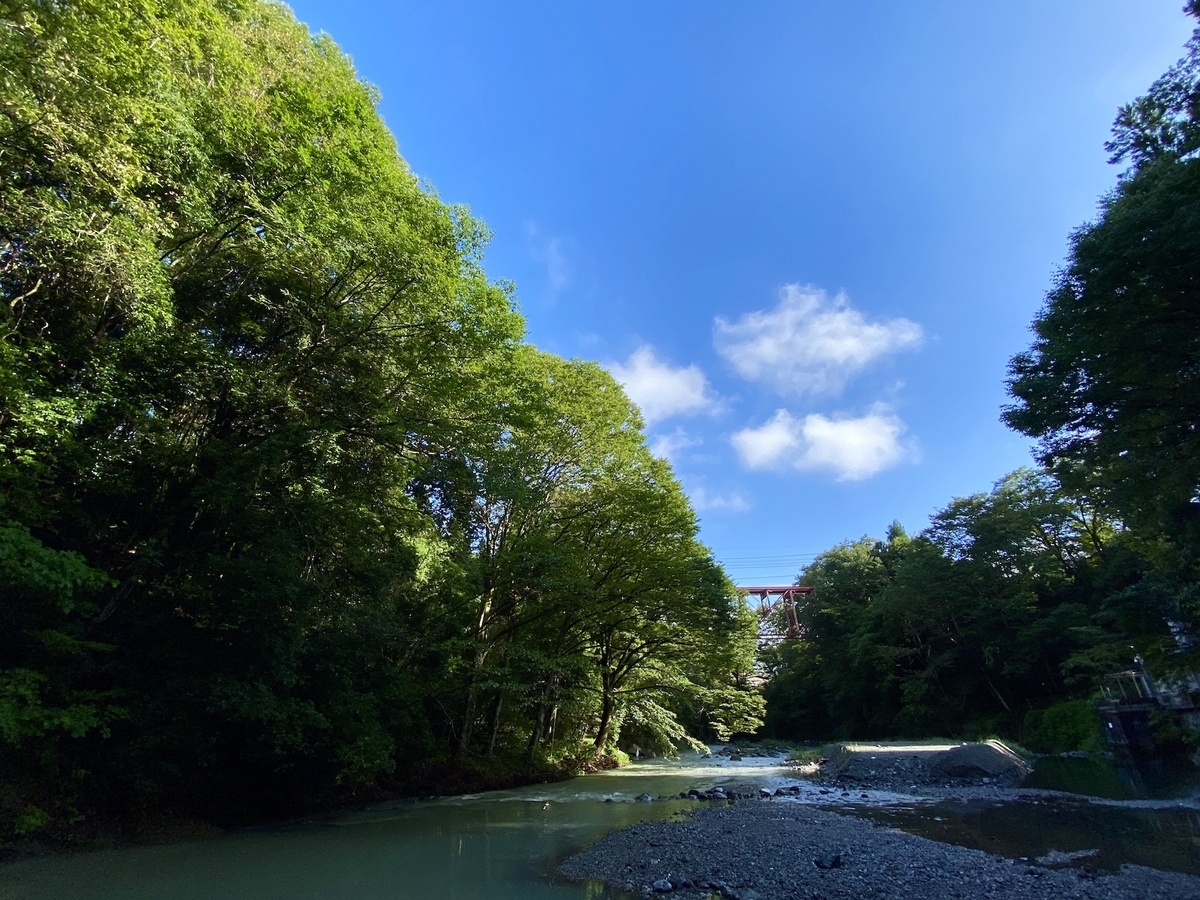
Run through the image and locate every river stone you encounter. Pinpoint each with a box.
[559,803,1200,900]
[651,878,673,892]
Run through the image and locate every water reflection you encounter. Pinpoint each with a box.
[1022,754,1200,801]
[856,799,1200,875]
[0,752,764,900]
[2,750,1198,898]
[0,794,664,900]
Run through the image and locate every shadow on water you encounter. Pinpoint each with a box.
[0,791,677,900]
[0,752,774,900]
[854,798,1200,875]
[1022,754,1200,801]
[847,755,1200,876]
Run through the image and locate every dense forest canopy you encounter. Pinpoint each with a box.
[0,0,760,838]
[762,469,1160,744]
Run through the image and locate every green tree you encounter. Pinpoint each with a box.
[440,350,761,761]
[0,0,520,816]
[786,536,896,737]
[0,0,760,839]
[1003,8,1200,641]
[763,472,1137,741]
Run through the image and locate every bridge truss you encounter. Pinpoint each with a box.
[739,585,813,642]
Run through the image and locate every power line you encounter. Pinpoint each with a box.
[718,555,820,563]
[721,565,815,571]
[722,567,808,572]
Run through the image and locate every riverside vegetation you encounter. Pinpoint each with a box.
[0,0,762,849]
[3,0,1200,865]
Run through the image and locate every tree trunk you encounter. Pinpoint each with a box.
[457,683,479,760]
[982,668,1012,712]
[457,591,496,760]
[526,697,547,762]
[593,687,615,751]
[486,691,504,758]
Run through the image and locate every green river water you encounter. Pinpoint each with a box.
[1,751,1197,899]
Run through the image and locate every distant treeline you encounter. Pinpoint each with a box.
[763,469,1175,743]
[766,5,1200,748]
[0,0,760,839]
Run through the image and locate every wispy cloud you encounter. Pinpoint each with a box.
[606,346,719,425]
[731,405,916,481]
[649,427,702,464]
[526,223,572,294]
[544,238,569,291]
[689,486,751,513]
[714,284,922,396]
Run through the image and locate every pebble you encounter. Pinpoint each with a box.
[559,802,1200,900]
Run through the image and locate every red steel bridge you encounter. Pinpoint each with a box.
[739,585,813,642]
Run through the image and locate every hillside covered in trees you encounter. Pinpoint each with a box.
[0,0,761,840]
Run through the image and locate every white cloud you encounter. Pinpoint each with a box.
[649,428,702,464]
[714,284,922,396]
[731,406,915,481]
[731,410,806,471]
[689,486,751,513]
[607,346,718,425]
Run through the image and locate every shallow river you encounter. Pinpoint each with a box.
[0,754,789,900]
[1,751,1198,899]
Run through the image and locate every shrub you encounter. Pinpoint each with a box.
[1021,700,1101,753]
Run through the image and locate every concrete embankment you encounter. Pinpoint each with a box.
[812,739,1032,790]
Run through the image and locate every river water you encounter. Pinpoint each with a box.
[1,751,1198,899]
[0,754,791,900]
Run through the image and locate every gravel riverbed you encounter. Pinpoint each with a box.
[557,800,1200,900]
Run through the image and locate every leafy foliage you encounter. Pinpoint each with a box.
[764,470,1166,741]
[1021,701,1102,754]
[1004,10,1200,646]
[0,0,759,840]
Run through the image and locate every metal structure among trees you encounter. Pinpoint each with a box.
[740,586,813,642]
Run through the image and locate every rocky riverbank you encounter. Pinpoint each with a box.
[557,800,1200,899]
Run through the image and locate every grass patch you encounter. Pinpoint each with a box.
[785,746,824,764]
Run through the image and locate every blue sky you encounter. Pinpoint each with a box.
[287,1,1194,585]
